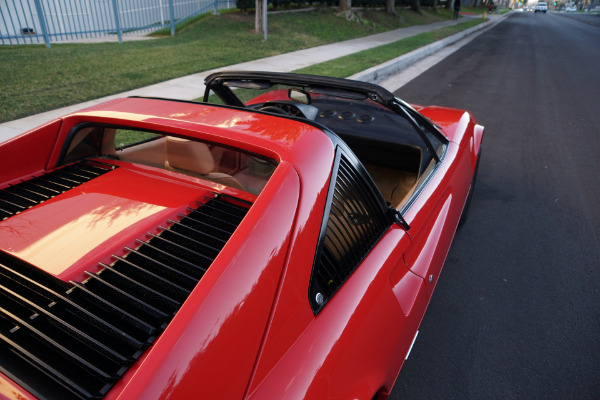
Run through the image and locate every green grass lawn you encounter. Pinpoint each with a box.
[0,7,478,123]
[295,18,485,78]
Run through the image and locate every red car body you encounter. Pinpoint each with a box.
[0,72,483,400]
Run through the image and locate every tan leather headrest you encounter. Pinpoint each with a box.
[165,137,214,175]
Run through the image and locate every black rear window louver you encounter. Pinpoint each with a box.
[0,193,250,400]
[309,152,391,314]
[0,161,115,222]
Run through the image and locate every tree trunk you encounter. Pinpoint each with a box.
[339,0,352,12]
[432,0,438,12]
[255,0,264,34]
[410,0,422,13]
[386,0,397,15]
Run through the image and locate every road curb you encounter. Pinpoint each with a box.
[349,19,493,84]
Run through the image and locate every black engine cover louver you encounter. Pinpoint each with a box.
[0,161,115,222]
[0,192,250,400]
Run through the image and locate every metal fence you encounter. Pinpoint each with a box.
[1,0,236,48]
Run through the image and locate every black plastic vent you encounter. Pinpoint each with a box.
[0,161,115,221]
[309,152,391,313]
[0,194,250,400]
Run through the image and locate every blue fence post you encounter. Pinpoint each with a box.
[169,0,175,36]
[214,0,218,15]
[111,0,123,44]
[32,0,51,48]
[263,0,267,41]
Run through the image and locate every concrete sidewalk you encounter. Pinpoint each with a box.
[0,13,506,143]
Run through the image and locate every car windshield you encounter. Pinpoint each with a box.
[209,82,369,106]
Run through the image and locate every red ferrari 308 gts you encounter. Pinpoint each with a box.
[0,72,483,400]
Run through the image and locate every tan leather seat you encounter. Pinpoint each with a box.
[164,137,245,191]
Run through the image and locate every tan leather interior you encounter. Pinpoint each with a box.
[164,137,246,191]
[364,163,417,209]
[165,136,215,174]
[117,137,167,169]
[101,128,117,158]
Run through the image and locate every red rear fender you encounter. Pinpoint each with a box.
[0,119,62,184]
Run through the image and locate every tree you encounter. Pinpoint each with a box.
[386,0,397,15]
[255,0,265,35]
[410,0,422,13]
[339,0,352,12]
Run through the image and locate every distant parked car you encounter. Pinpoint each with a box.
[565,4,577,11]
[535,2,548,12]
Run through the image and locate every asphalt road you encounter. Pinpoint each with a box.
[389,12,600,399]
